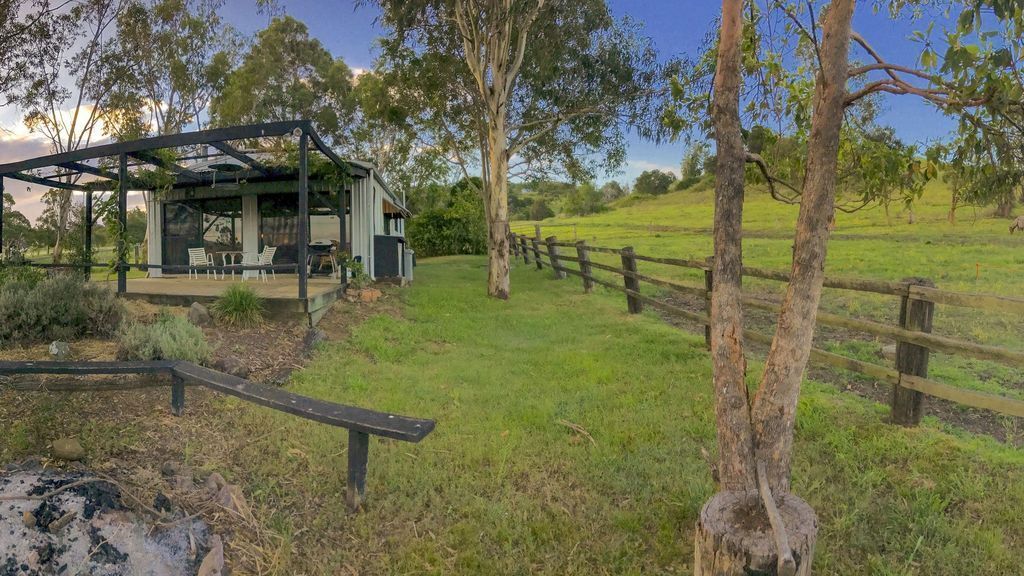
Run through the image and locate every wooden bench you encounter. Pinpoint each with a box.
[0,361,435,510]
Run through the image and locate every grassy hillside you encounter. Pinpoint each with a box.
[512,179,1024,409]
[218,258,1024,574]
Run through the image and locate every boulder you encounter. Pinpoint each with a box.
[197,534,225,576]
[215,484,251,517]
[188,302,213,327]
[359,288,383,303]
[211,356,250,379]
[51,438,84,461]
[48,341,70,361]
[204,472,227,496]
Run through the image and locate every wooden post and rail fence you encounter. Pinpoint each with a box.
[509,229,1024,425]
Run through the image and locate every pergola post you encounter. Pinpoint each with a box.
[117,153,128,294]
[84,189,93,279]
[297,132,309,300]
[339,187,348,285]
[0,179,5,256]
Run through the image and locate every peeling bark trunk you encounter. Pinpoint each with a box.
[708,0,756,493]
[486,120,511,300]
[750,0,856,495]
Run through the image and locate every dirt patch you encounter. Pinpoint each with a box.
[0,288,407,573]
[317,284,404,342]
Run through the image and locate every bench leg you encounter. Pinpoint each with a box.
[346,430,369,511]
[170,375,185,416]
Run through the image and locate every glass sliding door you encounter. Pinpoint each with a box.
[162,197,243,269]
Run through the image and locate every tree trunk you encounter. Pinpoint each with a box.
[694,491,818,576]
[750,0,855,496]
[948,193,958,224]
[485,120,511,300]
[995,195,1015,218]
[708,0,756,492]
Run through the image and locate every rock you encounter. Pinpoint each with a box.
[51,438,84,461]
[47,511,76,533]
[153,492,174,513]
[215,484,251,517]
[263,367,292,387]
[22,511,35,528]
[881,343,898,361]
[359,288,382,303]
[211,356,250,379]
[188,302,212,327]
[48,341,70,361]
[197,534,224,576]
[161,462,196,492]
[204,472,227,496]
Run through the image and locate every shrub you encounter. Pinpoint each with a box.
[0,274,125,347]
[118,312,211,364]
[406,201,487,258]
[211,284,266,327]
[0,264,47,289]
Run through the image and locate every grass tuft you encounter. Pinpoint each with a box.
[211,283,266,327]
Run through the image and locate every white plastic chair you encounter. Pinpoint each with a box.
[187,248,215,279]
[259,246,277,282]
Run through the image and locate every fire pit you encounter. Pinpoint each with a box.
[1,466,211,576]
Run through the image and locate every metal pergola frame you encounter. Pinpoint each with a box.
[0,120,366,300]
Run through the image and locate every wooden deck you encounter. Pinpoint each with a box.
[95,275,345,325]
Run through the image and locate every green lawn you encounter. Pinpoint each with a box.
[221,256,1023,575]
[512,180,1024,403]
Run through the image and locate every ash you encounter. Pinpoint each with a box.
[1,467,210,576]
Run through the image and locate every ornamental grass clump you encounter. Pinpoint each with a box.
[210,283,265,327]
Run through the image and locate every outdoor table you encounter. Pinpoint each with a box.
[217,251,245,279]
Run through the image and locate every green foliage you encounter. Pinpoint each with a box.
[599,181,626,202]
[563,182,607,216]
[118,311,211,364]
[210,16,356,144]
[211,284,266,327]
[406,191,488,258]
[0,275,125,347]
[0,265,46,288]
[633,169,677,196]
[528,197,555,221]
[679,143,709,189]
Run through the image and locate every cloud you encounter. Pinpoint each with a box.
[625,159,680,177]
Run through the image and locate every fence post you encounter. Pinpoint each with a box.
[546,236,566,280]
[511,233,519,259]
[620,246,642,314]
[534,224,542,241]
[704,256,714,349]
[891,278,936,426]
[520,236,531,264]
[576,240,593,293]
[531,237,543,270]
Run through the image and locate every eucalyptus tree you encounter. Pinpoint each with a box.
[683,1,1017,572]
[14,0,128,263]
[108,0,236,138]
[0,1,65,109]
[210,16,357,146]
[367,0,664,299]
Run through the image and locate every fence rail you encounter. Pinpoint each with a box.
[509,231,1024,423]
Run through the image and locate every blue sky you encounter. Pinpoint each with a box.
[1,0,961,221]
[217,0,958,180]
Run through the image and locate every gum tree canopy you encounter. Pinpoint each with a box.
[366,0,665,299]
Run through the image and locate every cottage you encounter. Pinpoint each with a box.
[0,121,411,325]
